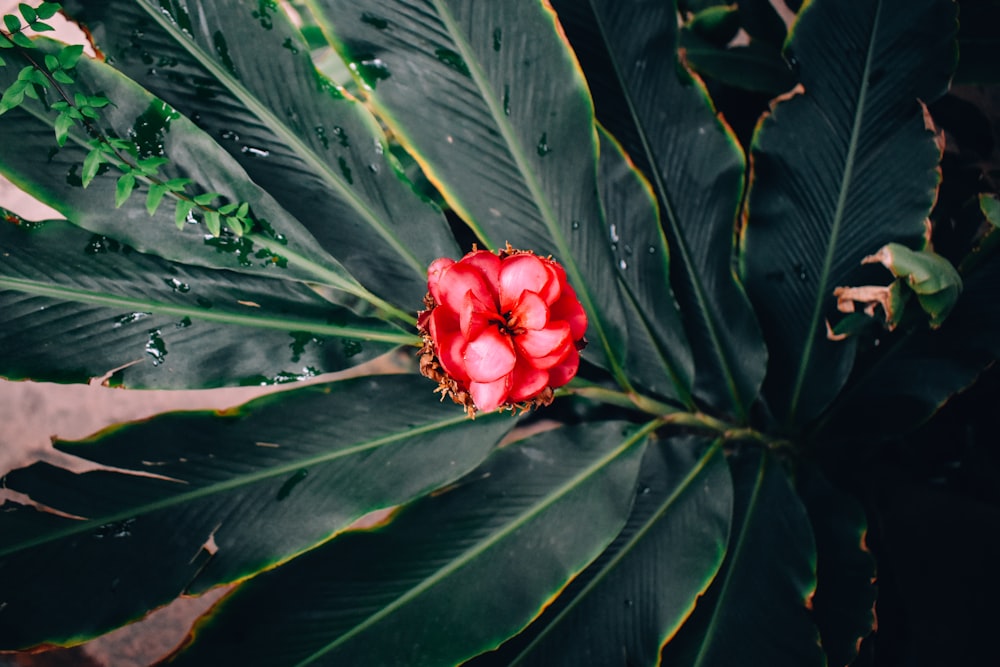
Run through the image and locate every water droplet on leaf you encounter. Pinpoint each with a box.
[537,133,551,156]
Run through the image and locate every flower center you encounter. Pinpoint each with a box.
[493,310,525,337]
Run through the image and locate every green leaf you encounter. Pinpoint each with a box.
[311,0,630,385]
[18,3,37,24]
[58,43,83,69]
[145,182,169,215]
[169,421,651,667]
[740,0,958,427]
[565,0,767,421]
[0,78,26,114]
[80,145,104,187]
[63,0,458,310]
[737,0,788,45]
[659,447,824,666]
[817,251,1000,438]
[597,127,694,404]
[43,52,58,71]
[0,214,407,387]
[9,30,34,49]
[203,208,221,236]
[174,197,193,228]
[3,14,21,33]
[35,1,60,20]
[796,464,876,667]
[686,5,741,46]
[980,193,1000,228]
[51,68,74,84]
[0,375,513,649]
[679,33,796,95]
[0,42,395,322]
[114,171,134,207]
[478,436,731,666]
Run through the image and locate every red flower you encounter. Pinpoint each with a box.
[418,245,587,416]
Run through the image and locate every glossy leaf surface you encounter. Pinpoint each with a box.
[476,435,731,667]
[659,447,824,667]
[740,0,958,427]
[62,0,458,308]
[171,421,651,667]
[597,128,693,404]
[0,215,403,387]
[310,0,630,383]
[0,376,512,649]
[572,0,767,421]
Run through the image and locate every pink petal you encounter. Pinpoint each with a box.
[436,263,497,315]
[499,254,552,313]
[427,257,455,304]
[469,375,511,413]
[508,358,549,402]
[551,285,588,340]
[515,322,571,366]
[547,346,580,388]
[510,290,549,331]
[464,326,516,382]
[460,290,494,340]
[429,309,469,381]
[460,249,501,286]
[539,261,563,304]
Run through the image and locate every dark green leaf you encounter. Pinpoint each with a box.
[0,375,514,649]
[740,0,958,427]
[3,14,21,33]
[35,1,60,20]
[796,464,876,667]
[28,20,54,33]
[43,52,58,71]
[18,3,37,24]
[572,0,767,421]
[659,447,824,666]
[0,43,395,322]
[0,215,406,387]
[679,33,796,95]
[51,68,74,84]
[597,127,694,404]
[686,5,741,46]
[171,421,651,667]
[0,78,27,114]
[311,0,631,386]
[737,0,788,45]
[479,436,731,667]
[63,0,458,309]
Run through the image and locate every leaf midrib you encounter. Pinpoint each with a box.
[786,0,882,424]
[0,409,482,558]
[134,0,426,278]
[0,275,415,343]
[509,438,725,664]
[295,420,657,666]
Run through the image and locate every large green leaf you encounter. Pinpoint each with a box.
[557,0,767,421]
[740,0,958,427]
[309,0,630,385]
[61,0,458,308]
[0,41,387,310]
[659,446,824,666]
[471,435,731,667]
[169,421,652,666]
[817,249,1000,439]
[796,464,876,667]
[0,375,513,649]
[597,128,693,404]
[0,215,405,387]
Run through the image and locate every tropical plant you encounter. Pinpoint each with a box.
[0,0,996,665]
